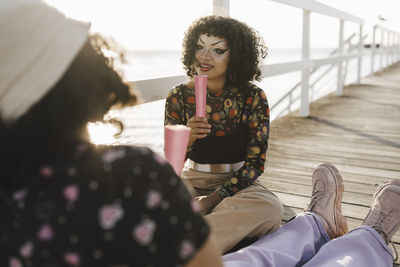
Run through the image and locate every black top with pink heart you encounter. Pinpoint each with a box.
[0,143,209,267]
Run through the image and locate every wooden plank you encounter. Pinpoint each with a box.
[267,149,400,171]
[268,142,400,164]
[266,157,400,179]
[260,171,379,194]
[270,134,400,154]
[264,162,395,183]
[260,179,375,206]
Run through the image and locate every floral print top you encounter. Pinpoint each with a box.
[164,82,270,198]
[0,144,209,267]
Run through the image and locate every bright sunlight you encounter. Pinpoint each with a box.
[87,121,119,145]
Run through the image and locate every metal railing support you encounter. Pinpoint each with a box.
[388,32,391,65]
[380,29,384,71]
[300,10,311,117]
[336,20,344,96]
[371,25,377,74]
[357,24,363,83]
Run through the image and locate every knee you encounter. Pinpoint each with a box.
[260,193,284,231]
[270,195,284,228]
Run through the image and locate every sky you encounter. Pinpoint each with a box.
[44,0,400,50]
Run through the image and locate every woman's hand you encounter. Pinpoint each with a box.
[187,116,211,147]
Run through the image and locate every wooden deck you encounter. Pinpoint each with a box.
[114,62,400,264]
[259,62,400,264]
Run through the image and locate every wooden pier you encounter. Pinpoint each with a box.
[113,62,400,264]
[259,63,400,264]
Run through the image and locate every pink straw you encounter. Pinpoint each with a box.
[195,75,207,118]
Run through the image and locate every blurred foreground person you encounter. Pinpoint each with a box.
[0,0,222,266]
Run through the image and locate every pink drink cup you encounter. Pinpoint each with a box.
[164,125,191,175]
[195,75,207,118]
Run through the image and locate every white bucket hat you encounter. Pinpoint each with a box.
[0,0,90,123]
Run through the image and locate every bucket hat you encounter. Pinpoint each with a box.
[0,0,90,123]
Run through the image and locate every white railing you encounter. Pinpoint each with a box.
[130,0,400,119]
[371,25,400,73]
[270,33,366,118]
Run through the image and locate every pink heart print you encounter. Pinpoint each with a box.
[20,241,33,258]
[63,185,79,202]
[40,166,54,177]
[180,240,195,260]
[9,258,23,267]
[64,252,80,267]
[99,204,124,230]
[146,190,162,209]
[132,219,156,246]
[38,224,54,241]
[13,189,27,201]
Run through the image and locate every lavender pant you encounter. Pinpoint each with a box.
[222,213,394,267]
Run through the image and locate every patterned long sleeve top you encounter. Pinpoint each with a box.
[164,82,270,198]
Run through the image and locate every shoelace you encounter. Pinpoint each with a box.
[372,225,398,262]
[307,187,325,210]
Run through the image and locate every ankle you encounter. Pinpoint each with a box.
[371,226,389,244]
[314,212,335,239]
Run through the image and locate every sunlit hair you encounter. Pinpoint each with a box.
[0,35,137,183]
[182,15,268,87]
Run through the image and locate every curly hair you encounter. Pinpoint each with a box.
[0,35,137,183]
[182,16,268,87]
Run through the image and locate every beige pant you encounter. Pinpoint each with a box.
[181,168,284,253]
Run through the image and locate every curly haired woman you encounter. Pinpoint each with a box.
[164,15,284,253]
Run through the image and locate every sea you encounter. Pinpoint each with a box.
[121,48,331,81]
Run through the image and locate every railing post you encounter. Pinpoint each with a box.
[357,24,363,84]
[386,29,390,67]
[387,31,392,66]
[396,33,398,62]
[380,28,384,71]
[336,20,344,96]
[396,33,400,61]
[213,0,230,16]
[397,33,400,62]
[396,33,400,62]
[300,10,310,117]
[371,25,376,74]
[392,32,395,64]
[390,31,394,65]
[392,31,395,64]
